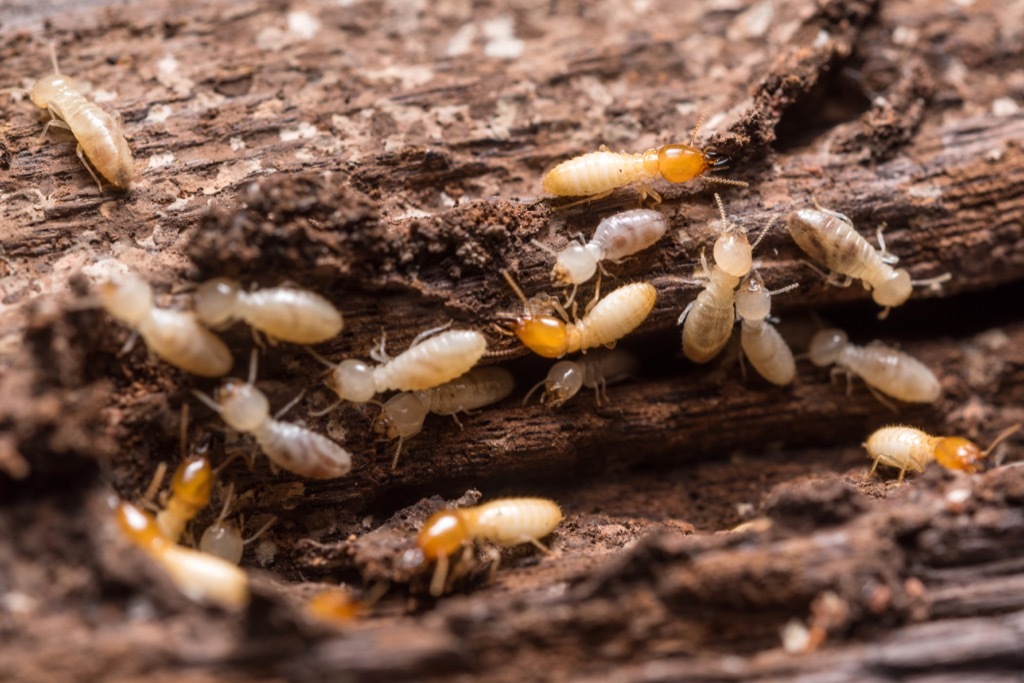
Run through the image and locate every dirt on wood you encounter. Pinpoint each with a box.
[1,0,1023,681]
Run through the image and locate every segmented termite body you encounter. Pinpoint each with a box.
[527,348,640,407]
[541,113,744,201]
[321,330,488,404]
[808,329,941,404]
[551,209,669,285]
[29,50,134,189]
[98,273,233,377]
[503,273,656,359]
[194,278,343,345]
[864,424,1022,483]
[193,354,352,479]
[679,195,755,363]
[786,207,948,316]
[417,497,563,596]
[735,272,796,386]
[155,455,213,542]
[116,501,249,610]
[373,366,516,445]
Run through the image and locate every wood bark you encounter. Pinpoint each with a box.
[0,0,1022,681]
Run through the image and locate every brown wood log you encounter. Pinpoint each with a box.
[0,0,1022,681]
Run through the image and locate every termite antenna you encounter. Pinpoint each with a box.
[751,215,778,251]
[522,378,546,406]
[243,515,277,546]
[690,108,710,147]
[982,424,1023,457]
[911,272,953,291]
[530,238,559,257]
[501,270,529,307]
[178,403,190,461]
[48,41,61,75]
[191,389,222,415]
[713,193,730,233]
[769,282,799,296]
[704,176,750,188]
[246,348,259,385]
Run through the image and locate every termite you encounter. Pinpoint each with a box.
[786,204,951,318]
[310,328,488,409]
[416,497,563,597]
[678,194,758,364]
[28,45,134,190]
[864,424,1022,483]
[192,351,353,479]
[808,328,941,407]
[534,209,669,289]
[193,278,343,345]
[198,484,276,564]
[98,272,233,377]
[499,271,656,359]
[735,271,798,386]
[115,500,249,610]
[523,348,639,408]
[541,111,747,203]
[155,454,213,542]
[372,366,516,469]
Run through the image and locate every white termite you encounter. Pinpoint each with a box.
[523,348,640,408]
[535,209,669,288]
[98,272,233,377]
[786,204,950,318]
[192,351,353,479]
[808,328,941,406]
[198,484,276,564]
[734,272,798,386]
[678,194,758,364]
[311,328,488,409]
[372,366,516,469]
[193,278,343,345]
[864,424,1021,483]
[29,45,134,190]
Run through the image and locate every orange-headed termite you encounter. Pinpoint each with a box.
[193,278,343,345]
[541,111,747,202]
[416,497,563,596]
[193,351,353,479]
[310,327,488,409]
[373,366,515,469]
[735,271,798,386]
[786,204,951,319]
[115,500,249,610]
[29,45,134,190]
[808,328,941,406]
[864,424,1022,483]
[678,194,760,363]
[523,348,639,408]
[98,272,233,377]
[500,271,656,359]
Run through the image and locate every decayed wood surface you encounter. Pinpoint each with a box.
[0,0,1023,681]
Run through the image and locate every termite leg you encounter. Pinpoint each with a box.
[408,320,454,348]
[390,437,405,471]
[429,552,450,597]
[40,114,72,139]
[528,537,552,554]
[369,330,392,364]
[552,189,614,212]
[864,382,900,415]
[141,461,169,507]
[75,143,105,192]
[874,223,899,265]
[677,301,696,326]
[118,330,140,356]
[273,389,306,420]
[308,398,345,418]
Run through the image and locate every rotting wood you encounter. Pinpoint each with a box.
[0,0,1022,681]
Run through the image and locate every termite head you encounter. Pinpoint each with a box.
[808,328,848,367]
[171,455,213,509]
[217,380,270,432]
[543,361,584,408]
[932,437,986,473]
[554,244,598,285]
[499,270,570,358]
[656,143,711,183]
[871,269,912,308]
[115,501,164,548]
[98,274,153,326]
[372,393,429,439]
[30,73,74,109]
[417,509,469,560]
[200,522,244,564]
[712,193,752,277]
[325,359,377,403]
[194,278,242,327]
[307,589,365,624]
[735,272,771,322]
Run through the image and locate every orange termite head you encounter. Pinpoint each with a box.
[513,316,569,358]
[307,589,364,625]
[656,143,711,183]
[416,509,469,560]
[171,455,213,508]
[932,437,986,473]
[115,501,164,548]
